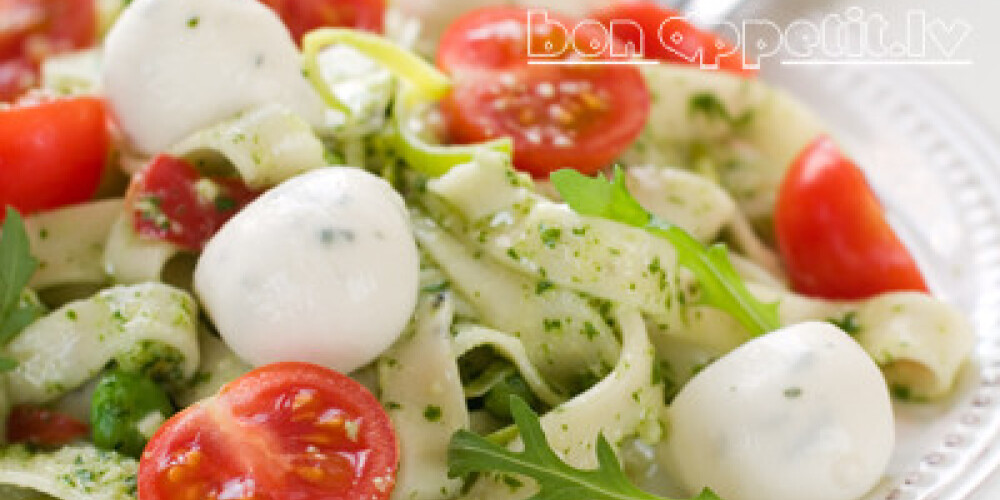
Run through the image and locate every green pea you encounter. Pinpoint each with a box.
[90,370,174,458]
[484,374,538,421]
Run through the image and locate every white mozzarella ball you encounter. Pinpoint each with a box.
[103,0,326,154]
[194,168,419,373]
[665,321,894,500]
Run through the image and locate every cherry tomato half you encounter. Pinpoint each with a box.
[0,0,97,101]
[437,7,650,177]
[7,404,89,447]
[258,0,386,45]
[0,96,109,215]
[774,136,929,299]
[127,155,259,251]
[590,1,754,76]
[139,362,398,500]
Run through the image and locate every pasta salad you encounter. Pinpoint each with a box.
[0,1,975,500]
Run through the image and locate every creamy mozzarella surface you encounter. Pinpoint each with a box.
[103,0,327,154]
[665,321,894,500]
[194,168,419,373]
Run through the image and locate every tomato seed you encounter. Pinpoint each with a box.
[296,466,326,483]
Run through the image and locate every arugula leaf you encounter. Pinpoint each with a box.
[0,209,37,315]
[448,396,720,500]
[0,208,41,370]
[0,357,15,372]
[550,168,779,337]
[827,311,861,336]
[0,292,44,344]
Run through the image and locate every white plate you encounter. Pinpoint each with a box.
[765,63,1000,500]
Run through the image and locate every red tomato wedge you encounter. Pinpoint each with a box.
[0,0,97,101]
[139,362,398,500]
[7,404,89,447]
[774,136,929,300]
[437,7,650,177]
[258,0,386,45]
[590,1,753,76]
[0,96,109,215]
[127,155,259,251]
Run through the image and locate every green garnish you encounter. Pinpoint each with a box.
[448,396,721,500]
[689,93,753,128]
[550,167,779,337]
[828,311,861,336]
[0,208,42,370]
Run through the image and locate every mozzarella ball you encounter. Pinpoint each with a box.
[194,168,419,373]
[665,321,894,500]
[103,0,326,154]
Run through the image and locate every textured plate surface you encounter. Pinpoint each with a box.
[765,63,1000,500]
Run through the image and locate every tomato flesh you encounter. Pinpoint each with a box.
[258,0,385,45]
[590,1,754,76]
[139,362,398,500]
[774,136,929,299]
[0,0,97,101]
[0,97,109,214]
[7,404,89,447]
[437,7,650,177]
[127,155,259,251]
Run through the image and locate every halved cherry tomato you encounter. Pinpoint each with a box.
[437,7,650,177]
[0,0,97,101]
[7,404,89,447]
[774,136,929,299]
[0,96,109,215]
[139,362,398,500]
[590,1,753,76]
[258,0,385,45]
[590,1,752,76]
[127,155,259,251]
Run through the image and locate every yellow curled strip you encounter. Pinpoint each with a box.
[303,28,450,113]
[302,28,511,176]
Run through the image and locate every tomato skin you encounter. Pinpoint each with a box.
[139,362,398,500]
[0,58,37,101]
[0,0,97,101]
[0,97,109,215]
[774,136,929,300]
[127,155,259,251]
[437,7,650,177]
[590,1,754,76]
[258,0,386,44]
[7,404,89,447]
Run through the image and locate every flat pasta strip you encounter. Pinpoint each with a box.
[625,64,825,227]
[771,287,974,400]
[652,282,974,400]
[424,153,691,319]
[413,213,619,394]
[460,307,663,500]
[26,200,122,289]
[379,293,467,500]
[0,445,137,500]
[169,104,328,189]
[103,215,182,285]
[451,324,565,407]
[625,165,736,243]
[5,283,200,404]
